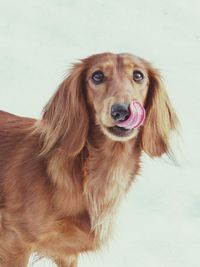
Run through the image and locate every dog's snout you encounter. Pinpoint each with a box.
[111,103,130,122]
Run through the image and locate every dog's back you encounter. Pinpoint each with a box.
[0,111,35,169]
[0,111,37,210]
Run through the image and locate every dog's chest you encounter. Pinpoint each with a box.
[37,143,140,256]
[83,143,139,244]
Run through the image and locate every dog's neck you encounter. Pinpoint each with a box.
[47,127,141,246]
[83,129,141,244]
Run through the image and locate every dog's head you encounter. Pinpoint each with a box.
[41,52,178,157]
[84,53,149,142]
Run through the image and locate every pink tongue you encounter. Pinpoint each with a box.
[116,100,145,129]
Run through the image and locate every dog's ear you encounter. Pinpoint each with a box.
[140,66,179,157]
[41,62,88,157]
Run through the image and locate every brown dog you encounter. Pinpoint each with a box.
[0,53,178,267]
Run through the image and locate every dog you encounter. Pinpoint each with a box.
[0,53,178,267]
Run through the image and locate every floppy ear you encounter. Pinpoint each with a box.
[140,67,179,157]
[40,62,89,157]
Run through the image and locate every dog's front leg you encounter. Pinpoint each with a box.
[54,255,78,267]
[0,253,29,267]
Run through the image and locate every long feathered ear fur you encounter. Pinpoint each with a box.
[39,62,88,157]
[140,66,179,157]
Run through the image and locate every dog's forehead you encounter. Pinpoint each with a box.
[84,53,116,69]
[84,53,145,73]
[119,53,145,68]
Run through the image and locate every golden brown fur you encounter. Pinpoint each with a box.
[0,53,178,267]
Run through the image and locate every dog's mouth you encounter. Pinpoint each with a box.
[100,100,145,140]
[107,125,134,137]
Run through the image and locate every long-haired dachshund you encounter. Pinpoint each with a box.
[0,53,178,267]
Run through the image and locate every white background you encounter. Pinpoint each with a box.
[0,0,200,266]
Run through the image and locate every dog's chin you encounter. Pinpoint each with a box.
[101,125,139,142]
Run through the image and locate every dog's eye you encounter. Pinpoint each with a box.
[133,70,144,82]
[92,71,104,84]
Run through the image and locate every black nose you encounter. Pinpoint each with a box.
[111,103,130,122]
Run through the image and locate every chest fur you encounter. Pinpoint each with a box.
[83,141,140,244]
